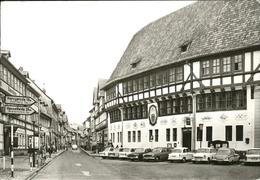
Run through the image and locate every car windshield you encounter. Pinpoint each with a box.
[247,149,260,155]
[171,149,182,153]
[217,149,230,155]
[197,149,210,153]
[135,148,144,153]
[152,148,162,152]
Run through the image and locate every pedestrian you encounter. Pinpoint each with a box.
[48,145,53,158]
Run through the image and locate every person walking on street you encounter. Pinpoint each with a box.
[48,145,53,158]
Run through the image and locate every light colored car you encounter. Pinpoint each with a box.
[118,148,135,159]
[72,144,78,150]
[108,148,123,159]
[143,147,172,161]
[99,147,114,159]
[245,148,260,165]
[168,147,193,162]
[212,148,240,164]
[192,147,217,163]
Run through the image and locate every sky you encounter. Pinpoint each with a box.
[1,1,195,125]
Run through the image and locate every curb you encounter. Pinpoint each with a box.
[25,150,65,180]
[80,148,100,158]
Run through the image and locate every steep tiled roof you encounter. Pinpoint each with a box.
[105,0,260,88]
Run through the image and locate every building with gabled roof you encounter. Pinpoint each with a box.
[102,0,260,151]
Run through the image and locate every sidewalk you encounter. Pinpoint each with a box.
[0,150,64,180]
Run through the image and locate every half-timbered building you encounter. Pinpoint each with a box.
[103,0,260,151]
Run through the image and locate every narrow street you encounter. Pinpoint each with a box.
[32,149,260,180]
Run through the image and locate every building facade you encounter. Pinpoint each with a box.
[0,50,70,155]
[0,51,40,155]
[103,1,260,151]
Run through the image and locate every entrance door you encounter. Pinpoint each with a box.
[182,128,191,150]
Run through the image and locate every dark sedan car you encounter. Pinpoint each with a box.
[143,147,172,161]
[127,148,152,161]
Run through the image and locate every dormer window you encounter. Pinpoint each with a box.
[180,41,191,53]
[130,57,142,68]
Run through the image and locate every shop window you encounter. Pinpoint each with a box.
[149,130,153,141]
[172,128,177,141]
[128,131,131,142]
[225,126,232,141]
[155,129,159,142]
[133,131,136,142]
[236,125,243,141]
[197,127,203,141]
[206,126,212,141]
[166,128,170,142]
[137,131,141,142]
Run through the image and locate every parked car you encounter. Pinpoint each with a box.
[143,147,171,161]
[99,147,114,159]
[72,144,78,150]
[118,148,135,159]
[244,148,260,165]
[212,148,240,164]
[168,147,193,162]
[192,147,217,163]
[127,148,152,161]
[108,148,123,159]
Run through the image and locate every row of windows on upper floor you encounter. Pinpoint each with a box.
[0,63,26,95]
[106,54,245,101]
[109,90,246,123]
[201,54,243,76]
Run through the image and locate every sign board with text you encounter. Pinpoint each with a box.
[5,96,36,106]
[4,105,35,115]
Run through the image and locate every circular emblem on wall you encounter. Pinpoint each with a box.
[149,105,158,126]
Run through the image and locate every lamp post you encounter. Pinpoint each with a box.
[31,118,36,167]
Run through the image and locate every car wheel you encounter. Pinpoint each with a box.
[182,157,186,163]
[155,156,160,161]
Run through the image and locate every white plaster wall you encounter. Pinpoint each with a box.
[245,52,251,72]
[184,64,190,80]
[193,61,200,78]
[253,51,260,70]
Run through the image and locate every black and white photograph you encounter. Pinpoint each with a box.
[0,0,260,180]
